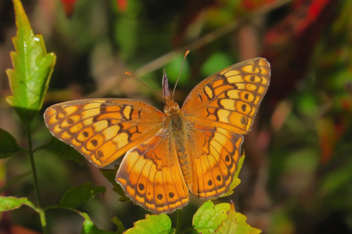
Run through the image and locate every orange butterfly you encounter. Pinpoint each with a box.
[44,58,270,214]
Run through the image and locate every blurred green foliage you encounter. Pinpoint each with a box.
[0,0,352,233]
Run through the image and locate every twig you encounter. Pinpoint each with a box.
[26,124,48,234]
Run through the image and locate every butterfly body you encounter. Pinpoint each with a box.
[44,57,270,214]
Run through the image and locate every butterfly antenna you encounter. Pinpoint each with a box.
[125,72,163,98]
[172,50,190,98]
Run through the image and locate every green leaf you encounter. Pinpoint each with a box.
[0,128,22,158]
[220,153,245,198]
[124,213,174,234]
[79,211,115,234]
[216,203,261,234]
[100,166,130,202]
[234,152,245,179]
[40,137,85,165]
[0,196,39,212]
[111,215,126,234]
[6,0,56,123]
[59,182,106,209]
[193,200,230,234]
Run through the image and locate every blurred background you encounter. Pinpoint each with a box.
[0,0,351,233]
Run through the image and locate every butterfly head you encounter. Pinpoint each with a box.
[162,70,180,114]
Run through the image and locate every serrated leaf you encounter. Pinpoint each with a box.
[124,214,173,234]
[111,215,126,234]
[6,0,56,123]
[59,182,105,209]
[100,166,130,202]
[215,203,261,234]
[0,128,22,158]
[40,137,85,165]
[79,211,114,234]
[193,200,230,234]
[220,153,245,198]
[0,196,39,212]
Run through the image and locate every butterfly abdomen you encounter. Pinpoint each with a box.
[169,112,193,185]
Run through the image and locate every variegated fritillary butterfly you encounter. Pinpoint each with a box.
[44,58,270,214]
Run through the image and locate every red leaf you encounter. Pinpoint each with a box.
[117,0,127,12]
[60,0,77,16]
[260,0,337,116]
[318,116,349,163]
[242,0,277,11]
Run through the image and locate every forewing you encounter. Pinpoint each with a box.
[44,99,165,167]
[182,58,270,134]
[116,129,189,214]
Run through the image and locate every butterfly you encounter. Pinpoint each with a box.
[44,57,270,214]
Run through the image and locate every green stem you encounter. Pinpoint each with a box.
[39,210,48,233]
[26,124,48,234]
[176,209,182,234]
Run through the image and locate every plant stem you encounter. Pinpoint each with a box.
[26,124,48,234]
[176,209,182,234]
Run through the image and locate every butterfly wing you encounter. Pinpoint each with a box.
[185,123,243,199]
[182,57,270,134]
[181,58,270,198]
[116,128,189,214]
[44,99,165,167]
